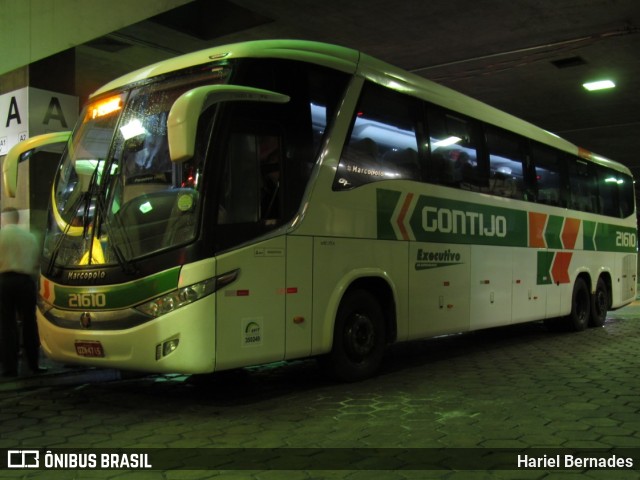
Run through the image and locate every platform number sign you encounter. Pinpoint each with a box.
[0,87,78,155]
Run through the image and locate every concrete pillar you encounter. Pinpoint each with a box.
[0,49,78,235]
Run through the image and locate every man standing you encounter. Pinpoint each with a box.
[0,208,43,377]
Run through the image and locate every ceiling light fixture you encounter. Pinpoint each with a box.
[582,80,616,91]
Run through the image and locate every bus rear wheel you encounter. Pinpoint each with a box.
[567,277,590,331]
[324,289,386,382]
[589,277,608,328]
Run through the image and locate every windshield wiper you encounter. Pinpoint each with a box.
[47,159,136,276]
[91,158,138,274]
[93,181,137,274]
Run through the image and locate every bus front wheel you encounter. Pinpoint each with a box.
[324,289,386,382]
[567,277,590,331]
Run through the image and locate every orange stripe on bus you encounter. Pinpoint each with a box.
[561,218,581,249]
[528,212,547,248]
[551,252,572,284]
[578,147,592,160]
[43,279,51,301]
[396,193,414,241]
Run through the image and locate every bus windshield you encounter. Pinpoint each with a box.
[44,66,231,269]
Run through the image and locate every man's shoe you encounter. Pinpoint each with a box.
[31,367,48,374]
[2,370,18,377]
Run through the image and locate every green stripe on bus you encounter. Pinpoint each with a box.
[53,267,181,310]
[376,188,636,253]
[583,221,596,251]
[537,251,554,285]
[544,215,563,249]
[376,189,402,240]
[407,194,528,246]
[595,223,637,252]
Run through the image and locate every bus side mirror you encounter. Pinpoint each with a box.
[167,85,289,163]
[2,131,71,198]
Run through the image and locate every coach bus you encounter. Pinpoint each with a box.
[3,40,636,381]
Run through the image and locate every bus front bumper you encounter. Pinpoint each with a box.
[36,295,217,374]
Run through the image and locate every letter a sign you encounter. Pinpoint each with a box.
[0,87,78,155]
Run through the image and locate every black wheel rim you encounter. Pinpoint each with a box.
[576,288,589,325]
[344,313,375,361]
[595,289,607,317]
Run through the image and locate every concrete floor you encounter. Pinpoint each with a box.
[1,304,639,479]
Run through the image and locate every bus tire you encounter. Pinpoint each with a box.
[325,289,386,382]
[567,277,590,331]
[589,277,608,328]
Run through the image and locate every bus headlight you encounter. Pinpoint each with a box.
[136,280,215,317]
[135,269,239,318]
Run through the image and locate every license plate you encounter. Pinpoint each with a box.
[75,340,105,358]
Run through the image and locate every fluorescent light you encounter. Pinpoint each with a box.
[583,80,615,91]
[433,136,462,148]
[605,177,624,185]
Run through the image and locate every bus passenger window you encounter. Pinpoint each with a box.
[598,167,635,218]
[530,143,564,207]
[597,166,620,217]
[426,108,482,189]
[333,83,421,190]
[568,158,598,213]
[484,126,526,200]
[617,174,635,218]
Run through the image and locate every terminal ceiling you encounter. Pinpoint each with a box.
[7,0,640,185]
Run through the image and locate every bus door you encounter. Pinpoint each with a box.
[209,59,344,369]
[213,128,289,371]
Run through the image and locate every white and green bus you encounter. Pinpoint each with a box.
[4,40,636,381]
